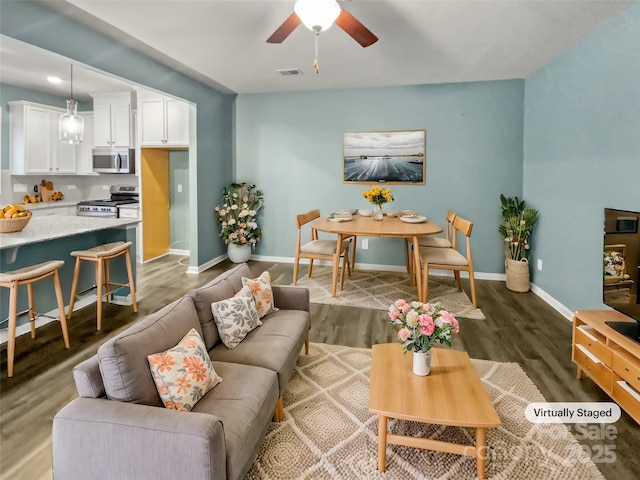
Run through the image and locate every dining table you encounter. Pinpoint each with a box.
[312,214,443,301]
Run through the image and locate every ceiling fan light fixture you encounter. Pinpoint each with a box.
[294,0,341,31]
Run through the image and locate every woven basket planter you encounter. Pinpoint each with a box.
[505,258,530,292]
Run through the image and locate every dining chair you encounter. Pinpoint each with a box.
[419,215,477,308]
[293,209,352,290]
[405,210,457,276]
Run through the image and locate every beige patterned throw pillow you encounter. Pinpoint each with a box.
[241,271,279,318]
[211,285,262,349]
[147,328,222,412]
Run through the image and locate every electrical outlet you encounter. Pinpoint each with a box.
[13,184,27,193]
[537,259,543,271]
[361,239,369,250]
[177,184,183,193]
[103,185,110,190]
[68,185,77,190]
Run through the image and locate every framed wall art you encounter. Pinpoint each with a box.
[343,129,426,184]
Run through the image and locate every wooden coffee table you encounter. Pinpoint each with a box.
[369,344,501,479]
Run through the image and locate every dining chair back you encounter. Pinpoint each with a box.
[420,210,457,248]
[405,210,457,277]
[419,215,477,308]
[293,209,352,290]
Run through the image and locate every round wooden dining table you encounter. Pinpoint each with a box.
[312,215,443,301]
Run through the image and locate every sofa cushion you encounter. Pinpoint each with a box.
[98,296,202,406]
[209,309,310,395]
[148,328,222,411]
[241,271,278,319]
[187,263,254,349]
[192,361,279,480]
[211,285,262,349]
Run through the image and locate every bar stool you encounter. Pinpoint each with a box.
[67,241,138,331]
[0,260,70,377]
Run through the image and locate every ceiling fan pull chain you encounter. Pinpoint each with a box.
[314,29,320,74]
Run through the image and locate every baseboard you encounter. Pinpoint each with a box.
[530,283,574,321]
[187,253,228,274]
[169,248,190,256]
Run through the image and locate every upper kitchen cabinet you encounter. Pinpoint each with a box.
[91,92,133,148]
[9,101,78,175]
[137,91,190,147]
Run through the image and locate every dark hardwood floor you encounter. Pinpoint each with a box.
[1,256,638,479]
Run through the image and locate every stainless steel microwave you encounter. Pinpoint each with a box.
[92,148,135,173]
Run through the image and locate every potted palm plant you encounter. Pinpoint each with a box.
[498,194,539,292]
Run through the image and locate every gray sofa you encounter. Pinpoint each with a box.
[52,263,310,480]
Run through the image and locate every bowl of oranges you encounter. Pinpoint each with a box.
[0,204,33,233]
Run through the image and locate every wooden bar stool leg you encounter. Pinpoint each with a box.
[125,248,138,312]
[67,256,82,319]
[53,269,70,349]
[7,283,18,378]
[96,258,104,331]
[27,283,36,339]
[104,259,111,305]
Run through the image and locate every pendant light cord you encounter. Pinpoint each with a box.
[70,64,74,100]
[314,29,320,74]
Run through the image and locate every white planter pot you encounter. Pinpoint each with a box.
[413,350,432,376]
[228,243,251,263]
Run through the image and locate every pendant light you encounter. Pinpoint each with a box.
[59,64,84,144]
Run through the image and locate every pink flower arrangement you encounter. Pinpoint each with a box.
[388,299,459,353]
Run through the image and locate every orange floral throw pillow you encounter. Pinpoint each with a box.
[147,328,222,412]
[241,271,279,319]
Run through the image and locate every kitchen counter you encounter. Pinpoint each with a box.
[23,200,79,211]
[1,215,139,337]
[0,215,139,250]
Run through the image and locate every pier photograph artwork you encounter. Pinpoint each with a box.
[343,130,426,184]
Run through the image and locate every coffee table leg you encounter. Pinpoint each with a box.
[377,415,388,472]
[476,427,486,480]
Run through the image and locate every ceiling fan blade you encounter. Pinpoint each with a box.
[266,12,301,43]
[335,10,378,47]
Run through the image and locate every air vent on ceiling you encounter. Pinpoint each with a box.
[276,68,303,76]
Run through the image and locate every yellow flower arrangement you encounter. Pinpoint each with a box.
[363,185,394,205]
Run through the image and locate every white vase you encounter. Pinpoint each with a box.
[372,203,384,221]
[228,243,251,263]
[413,350,432,376]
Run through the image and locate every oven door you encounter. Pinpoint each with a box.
[92,149,135,173]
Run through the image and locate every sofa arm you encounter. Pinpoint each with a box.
[272,285,310,312]
[53,398,226,480]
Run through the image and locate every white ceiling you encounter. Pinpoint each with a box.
[3,0,633,98]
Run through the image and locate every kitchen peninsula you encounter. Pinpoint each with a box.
[0,215,139,338]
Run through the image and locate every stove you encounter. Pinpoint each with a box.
[77,185,140,218]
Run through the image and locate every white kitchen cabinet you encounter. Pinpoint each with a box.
[138,92,189,147]
[91,92,132,148]
[9,101,78,175]
[77,112,97,175]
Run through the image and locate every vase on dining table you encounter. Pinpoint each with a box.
[413,350,432,376]
[372,203,384,221]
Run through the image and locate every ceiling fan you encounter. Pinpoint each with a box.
[267,0,378,73]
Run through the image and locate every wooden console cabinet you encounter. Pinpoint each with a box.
[572,310,640,424]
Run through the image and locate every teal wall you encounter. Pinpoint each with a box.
[0,0,236,266]
[523,2,640,312]
[1,83,92,170]
[169,150,190,251]
[235,81,525,273]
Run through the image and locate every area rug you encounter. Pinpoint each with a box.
[245,343,603,480]
[294,266,485,320]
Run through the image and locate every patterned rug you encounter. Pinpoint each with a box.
[246,343,603,480]
[294,266,485,320]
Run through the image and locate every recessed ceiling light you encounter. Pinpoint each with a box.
[47,76,62,84]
